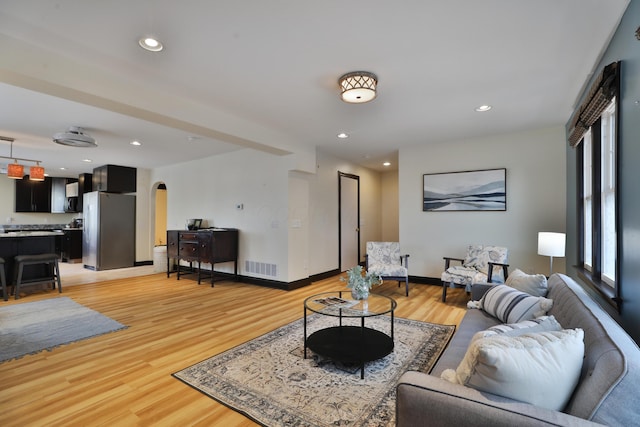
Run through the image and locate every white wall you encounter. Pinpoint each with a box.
[147,148,384,283]
[151,149,291,281]
[381,170,399,241]
[308,150,382,274]
[135,168,152,262]
[399,126,566,278]
[288,171,309,281]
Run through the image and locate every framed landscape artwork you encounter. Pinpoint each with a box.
[423,168,506,211]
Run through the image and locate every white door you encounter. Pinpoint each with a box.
[339,173,360,271]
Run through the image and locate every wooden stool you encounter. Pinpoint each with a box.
[13,253,62,300]
[0,257,6,301]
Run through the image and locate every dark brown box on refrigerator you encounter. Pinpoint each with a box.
[92,165,136,193]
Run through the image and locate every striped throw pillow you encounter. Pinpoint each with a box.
[480,284,553,323]
[472,315,562,343]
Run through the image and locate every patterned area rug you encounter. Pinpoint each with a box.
[173,314,455,426]
[0,297,127,363]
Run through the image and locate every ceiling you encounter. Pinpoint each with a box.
[0,0,629,178]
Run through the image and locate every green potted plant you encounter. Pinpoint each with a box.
[341,265,382,300]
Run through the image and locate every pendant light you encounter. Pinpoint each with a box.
[30,162,45,181]
[7,160,24,179]
[1,136,44,180]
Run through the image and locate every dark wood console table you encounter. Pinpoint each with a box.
[166,228,238,286]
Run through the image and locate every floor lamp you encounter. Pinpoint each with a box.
[538,232,566,277]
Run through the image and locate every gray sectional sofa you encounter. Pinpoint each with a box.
[396,274,640,426]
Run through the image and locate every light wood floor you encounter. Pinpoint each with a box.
[0,272,469,426]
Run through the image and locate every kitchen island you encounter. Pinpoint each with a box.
[0,231,62,288]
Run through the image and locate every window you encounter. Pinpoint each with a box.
[571,61,619,308]
[600,101,616,286]
[582,130,592,272]
[578,98,618,299]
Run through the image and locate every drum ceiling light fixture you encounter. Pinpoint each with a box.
[338,71,378,103]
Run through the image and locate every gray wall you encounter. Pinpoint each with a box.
[565,0,640,343]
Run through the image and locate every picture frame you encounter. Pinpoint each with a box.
[187,218,202,230]
[423,168,506,211]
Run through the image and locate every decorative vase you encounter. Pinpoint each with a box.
[351,287,369,300]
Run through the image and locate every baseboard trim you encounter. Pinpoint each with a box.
[164,266,442,291]
[309,269,341,282]
[408,275,442,286]
[238,274,311,291]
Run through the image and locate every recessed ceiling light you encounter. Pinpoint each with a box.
[138,36,163,52]
[383,162,391,167]
[59,167,66,170]
[337,132,349,139]
[130,140,142,146]
[475,105,492,112]
[82,159,92,163]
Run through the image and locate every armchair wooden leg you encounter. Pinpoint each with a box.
[442,282,448,302]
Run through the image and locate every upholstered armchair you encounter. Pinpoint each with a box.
[441,245,509,302]
[365,242,410,296]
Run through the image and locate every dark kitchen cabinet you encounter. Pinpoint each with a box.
[76,173,93,212]
[92,165,136,193]
[15,176,52,213]
[61,229,83,262]
[51,178,67,213]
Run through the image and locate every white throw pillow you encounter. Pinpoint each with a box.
[480,284,553,323]
[471,315,562,342]
[441,329,585,411]
[506,268,548,297]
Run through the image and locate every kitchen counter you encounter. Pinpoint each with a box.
[0,231,63,238]
[0,232,60,285]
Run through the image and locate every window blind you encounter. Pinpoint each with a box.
[568,61,619,147]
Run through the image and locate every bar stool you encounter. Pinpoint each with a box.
[0,257,6,301]
[13,253,62,300]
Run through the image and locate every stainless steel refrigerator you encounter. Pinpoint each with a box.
[82,191,136,270]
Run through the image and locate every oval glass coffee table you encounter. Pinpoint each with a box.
[303,291,397,379]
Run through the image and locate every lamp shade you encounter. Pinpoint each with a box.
[538,232,566,257]
[339,71,377,103]
[7,161,24,179]
[29,164,45,181]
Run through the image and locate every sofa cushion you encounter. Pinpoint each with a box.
[472,315,562,342]
[545,274,640,424]
[480,284,553,323]
[505,268,548,297]
[441,329,585,411]
[430,308,501,378]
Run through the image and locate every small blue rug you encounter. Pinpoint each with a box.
[0,297,127,363]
